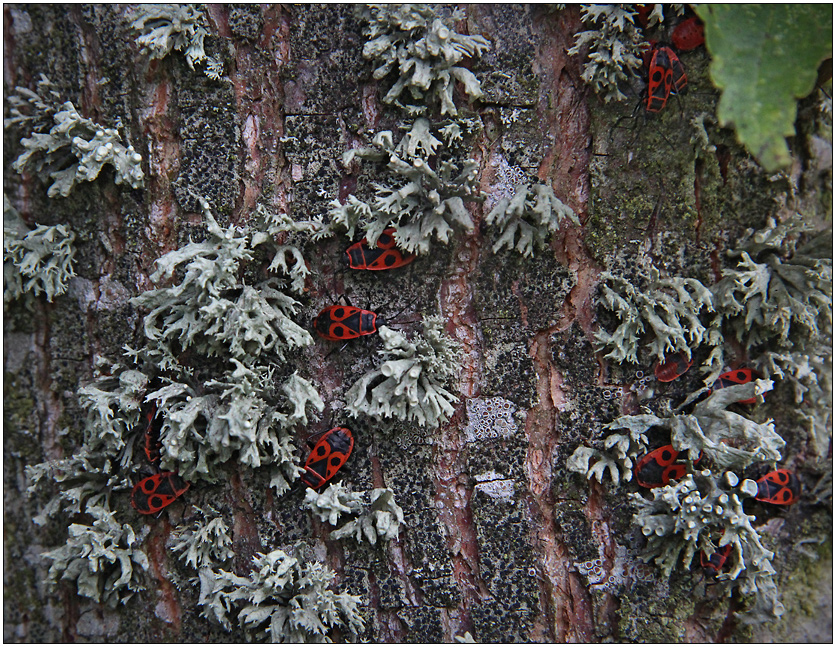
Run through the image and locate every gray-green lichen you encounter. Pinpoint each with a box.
[4,195,76,302]
[304,483,405,546]
[713,216,832,368]
[567,5,649,103]
[131,199,313,367]
[361,4,490,116]
[714,216,833,459]
[138,362,322,490]
[197,545,364,642]
[26,360,144,524]
[568,379,780,485]
[5,75,144,197]
[594,215,832,396]
[42,504,148,607]
[594,267,717,365]
[130,4,223,79]
[169,505,234,570]
[345,316,461,428]
[124,200,326,488]
[631,470,784,620]
[485,182,579,257]
[569,379,789,620]
[330,117,484,255]
[575,213,833,621]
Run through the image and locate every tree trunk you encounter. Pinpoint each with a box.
[4,4,831,643]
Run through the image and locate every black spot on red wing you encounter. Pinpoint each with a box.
[663,464,686,483]
[735,370,748,381]
[316,445,328,457]
[775,471,788,484]
[637,458,666,487]
[384,251,397,267]
[333,307,345,318]
[378,232,392,246]
[660,449,674,463]
[149,495,165,509]
[780,489,791,502]
[330,456,342,466]
[141,478,157,493]
[330,325,348,339]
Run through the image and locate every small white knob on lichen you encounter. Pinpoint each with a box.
[725,471,739,487]
[437,26,450,39]
[740,479,758,497]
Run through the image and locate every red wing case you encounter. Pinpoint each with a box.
[301,427,355,489]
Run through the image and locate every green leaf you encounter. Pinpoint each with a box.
[696,4,832,171]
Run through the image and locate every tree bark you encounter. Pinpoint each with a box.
[3,4,831,643]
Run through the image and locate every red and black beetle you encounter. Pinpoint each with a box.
[635,444,697,488]
[755,469,801,505]
[711,367,759,404]
[131,471,191,515]
[701,542,733,577]
[313,304,380,341]
[672,16,705,51]
[346,228,416,271]
[301,427,355,489]
[645,44,687,113]
[654,351,693,382]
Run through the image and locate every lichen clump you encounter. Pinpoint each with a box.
[362,4,490,116]
[572,213,832,621]
[5,75,144,197]
[197,546,364,642]
[485,181,579,257]
[4,195,76,303]
[131,199,312,366]
[131,3,223,79]
[567,5,650,103]
[42,504,148,607]
[304,483,405,545]
[330,117,484,255]
[126,201,324,491]
[346,315,461,428]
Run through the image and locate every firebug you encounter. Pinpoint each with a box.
[635,444,697,488]
[131,471,190,515]
[313,304,379,341]
[711,367,759,405]
[672,16,705,51]
[346,228,416,271]
[645,45,687,112]
[301,427,355,489]
[755,469,801,505]
[654,351,693,382]
[701,542,733,577]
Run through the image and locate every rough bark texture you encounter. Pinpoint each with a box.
[3,4,831,643]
